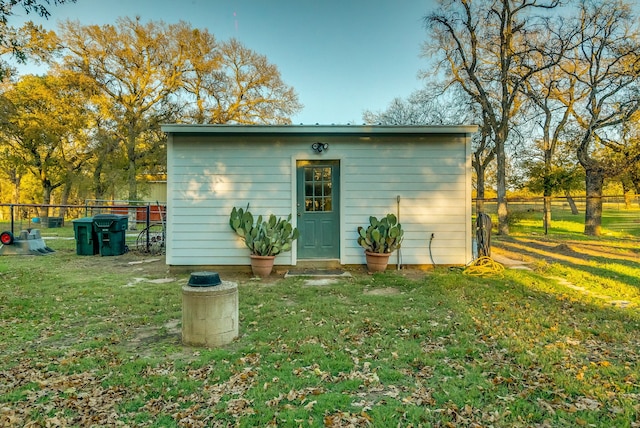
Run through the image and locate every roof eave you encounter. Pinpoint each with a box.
[160,124,479,135]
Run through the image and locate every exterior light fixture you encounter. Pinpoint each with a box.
[312,142,328,153]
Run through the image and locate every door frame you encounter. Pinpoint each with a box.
[291,155,345,265]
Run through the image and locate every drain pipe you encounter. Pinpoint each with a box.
[396,195,401,270]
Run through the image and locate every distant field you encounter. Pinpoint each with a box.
[477,202,640,237]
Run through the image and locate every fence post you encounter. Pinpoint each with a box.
[146,205,151,252]
[10,204,14,235]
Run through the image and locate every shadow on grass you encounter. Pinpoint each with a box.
[494,236,640,298]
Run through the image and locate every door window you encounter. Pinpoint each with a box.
[304,166,332,212]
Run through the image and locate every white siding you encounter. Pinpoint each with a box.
[166,130,473,267]
[167,136,296,266]
[340,137,470,266]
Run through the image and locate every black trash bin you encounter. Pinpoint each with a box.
[72,217,99,256]
[47,217,64,228]
[93,214,128,256]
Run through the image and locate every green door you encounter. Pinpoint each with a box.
[296,160,340,259]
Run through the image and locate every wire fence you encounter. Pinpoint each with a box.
[0,202,167,254]
[3,195,638,256]
[473,194,640,215]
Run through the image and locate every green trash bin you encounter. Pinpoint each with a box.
[72,217,99,256]
[93,214,128,256]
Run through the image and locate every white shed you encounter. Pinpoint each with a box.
[162,124,477,268]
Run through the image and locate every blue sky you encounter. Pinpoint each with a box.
[14,0,437,124]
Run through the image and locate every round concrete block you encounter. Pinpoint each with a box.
[182,281,238,347]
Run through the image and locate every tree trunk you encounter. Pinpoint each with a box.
[58,180,73,218]
[496,141,509,235]
[621,177,633,209]
[624,190,634,210]
[10,169,21,204]
[127,124,138,201]
[475,161,486,215]
[93,162,107,201]
[542,155,552,235]
[41,184,52,223]
[476,194,485,215]
[629,170,640,208]
[128,156,137,201]
[584,167,605,236]
[543,195,551,235]
[564,190,579,215]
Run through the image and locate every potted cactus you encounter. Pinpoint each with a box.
[357,213,404,272]
[229,206,299,277]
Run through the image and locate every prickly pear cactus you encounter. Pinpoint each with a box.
[230,207,299,256]
[357,213,404,254]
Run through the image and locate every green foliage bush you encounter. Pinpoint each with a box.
[357,213,404,254]
[229,206,299,256]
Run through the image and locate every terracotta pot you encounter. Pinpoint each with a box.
[250,254,275,277]
[365,251,391,272]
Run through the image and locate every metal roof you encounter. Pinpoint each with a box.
[161,124,478,135]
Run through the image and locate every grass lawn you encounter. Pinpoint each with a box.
[1,210,639,427]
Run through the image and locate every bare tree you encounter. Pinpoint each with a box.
[558,0,640,235]
[424,0,563,235]
[363,84,458,125]
[520,56,580,233]
[472,112,496,214]
[617,113,640,207]
[363,84,494,214]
